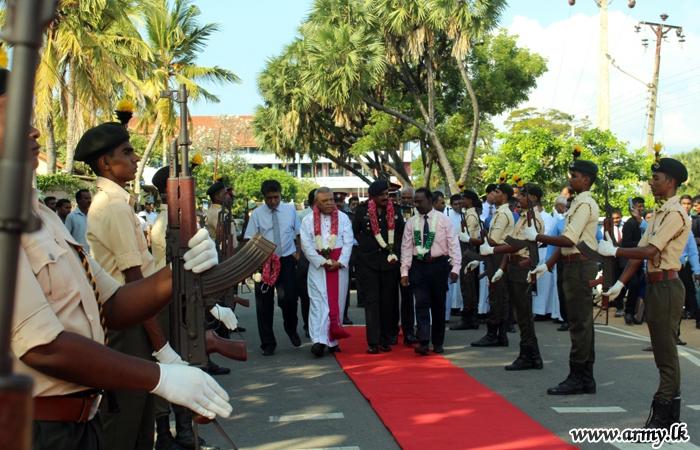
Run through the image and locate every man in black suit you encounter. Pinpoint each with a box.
[619,197,645,325]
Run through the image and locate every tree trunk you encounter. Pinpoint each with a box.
[134,121,161,199]
[44,114,57,174]
[162,129,169,166]
[64,62,78,174]
[456,55,481,184]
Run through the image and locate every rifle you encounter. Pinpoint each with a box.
[239,198,250,242]
[504,184,539,295]
[575,182,614,325]
[0,2,56,449]
[464,214,496,296]
[162,84,275,368]
[214,192,250,311]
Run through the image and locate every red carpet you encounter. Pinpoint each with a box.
[334,326,577,450]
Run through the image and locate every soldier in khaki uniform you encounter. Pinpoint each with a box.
[451,189,482,330]
[480,183,545,370]
[600,157,691,429]
[471,182,515,347]
[2,82,230,450]
[525,155,599,395]
[205,181,238,246]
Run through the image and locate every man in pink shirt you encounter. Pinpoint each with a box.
[401,188,461,355]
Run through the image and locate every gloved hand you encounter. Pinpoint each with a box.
[465,260,480,274]
[183,229,218,273]
[597,232,618,257]
[210,305,238,330]
[491,268,504,283]
[602,280,625,302]
[523,225,539,242]
[527,264,548,283]
[480,241,495,255]
[459,230,471,243]
[151,363,232,420]
[152,342,188,366]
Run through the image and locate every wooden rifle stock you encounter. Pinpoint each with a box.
[205,330,247,362]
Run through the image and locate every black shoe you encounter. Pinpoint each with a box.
[643,346,653,352]
[696,321,700,330]
[367,345,379,354]
[174,412,220,450]
[156,416,185,450]
[289,332,302,347]
[232,326,246,333]
[311,343,326,357]
[262,349,275,356]
[304,329,310,337]
[557,322,569,332]
[498,321,509,346]
[677,338,687,346]
[547,361,585,395]
[505,345,534,371]
[403,333,419,345]
[531,341,544,370]
[625,313,634,325]
[380,344,392,352]
[343,316,353,325]
[433,345,444,354]
[614,309,624,318]
[328,345,341,353]
[582,361,596,394]
[357,302,366,308]
[471,323,500,347]
[390,334,398,345]
[450,308,461,317]
[206,359,230,376]
[671,397,681,424]
[414,344,430,356]
[450,320,479,330]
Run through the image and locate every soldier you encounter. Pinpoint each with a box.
[525,152,600,395]
[479,182,545,370]
[205,181,237,245]
[334,191,348,213]
[2,80,230,450]
[450,189,482,330]
[470,179,515,348]
[599,157,691,428]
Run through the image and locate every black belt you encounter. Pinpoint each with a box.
[413,255,448,264]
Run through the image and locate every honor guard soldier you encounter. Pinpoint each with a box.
[206,181,237,245]
[599,155,691,429]
[479,180,545,370]
[525,150,600,395]
[451,189,482,330]
[3,79,230,450]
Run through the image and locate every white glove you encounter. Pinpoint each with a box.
[459,230,471,243]
[602,280,625,302]
[491,268,504,283]
[210,305,238,330]
[151,363,232,420]
[479,241,494,256]
[527,264,548,283]
[183,229,218,273]
[152,342,188,365]
[465,260,480,274]
[597,232,618,257]
[523,225,539,242]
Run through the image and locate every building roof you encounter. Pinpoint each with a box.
[127,115,258,149]
[38,151,65,168]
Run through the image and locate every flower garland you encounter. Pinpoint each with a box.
[313,205,339,265]
[368,199,398,263]
[413,212,438,260]
[256,254,281,291]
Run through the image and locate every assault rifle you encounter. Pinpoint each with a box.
[214,192,250,311]
[504,184,539,295]
[162,84,275,368]
[0,2,56,449]
[576,182,614,325]
[464,214,496,296]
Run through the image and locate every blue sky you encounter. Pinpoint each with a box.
[190,0,700,154]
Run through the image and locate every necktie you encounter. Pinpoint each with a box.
[423,214,431,260]
[489,205,494,216]
[616,226,621,243]
[271,209,282,255]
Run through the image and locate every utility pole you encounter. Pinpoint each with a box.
[212,127,222,183]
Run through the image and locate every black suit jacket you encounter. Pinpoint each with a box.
[353,202,405,272]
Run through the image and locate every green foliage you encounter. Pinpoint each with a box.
[674,147,700,197]
[504,107,591,138]
[295,178,321,204]
[36,174,86,197]
[233,168,298,203]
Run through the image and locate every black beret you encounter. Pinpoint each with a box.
[569,159,598,178]
[74,122,130,162]
[462,189,482,208]
[523,183,544,200]
[652,157,688,184]
[0,68,9,96]
[495,182,514,199]
[152,165,170,193]
[368,179,389,196]
[206,181,226,197]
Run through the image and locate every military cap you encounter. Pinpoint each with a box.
[152,165,171,193]
[495,182,514,199]
[652,157,688,184]
[569,159,598,178]
[368,179,389,196]
[333,191,348,200]
[462,189,482,207]
[523,183,544,200]
[74,122,130,162]
[389,182,402,194]
[206,181,226,197]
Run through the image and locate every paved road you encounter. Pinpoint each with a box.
[202,287,700,450]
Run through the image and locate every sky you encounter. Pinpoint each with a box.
[189,0,700,155]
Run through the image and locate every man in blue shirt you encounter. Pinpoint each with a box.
[244,179,302,356]
[65,188,92,253]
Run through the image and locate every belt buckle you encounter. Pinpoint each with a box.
[78,392,102,423]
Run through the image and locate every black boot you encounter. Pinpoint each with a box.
[174,411,219,450]
[670,397,681,424]
[155,416,185,450]
[547,361,585,395]
[505,345,533,371]
[530,340,543,370]
[498,321,509,347]
[643,399,673,429]
[471,323,499,347]
[450,309,479,330]
[582,361,596,394]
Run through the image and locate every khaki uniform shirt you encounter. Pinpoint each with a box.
[12,195,120,396]
[206,204,238,248]
[639,195,691,272]
[87,177,155,283]
[488,204,514,245]
[508,210,545,258]
[465,207,481,238]
[152,205,168,270]
[561,190,599,256]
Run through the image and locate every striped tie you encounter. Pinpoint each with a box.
[272,210,282,255]
[77,250,109,344]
